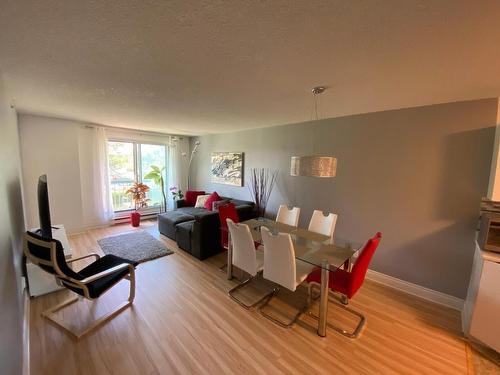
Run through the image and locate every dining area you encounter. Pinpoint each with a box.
[219,204,382,338]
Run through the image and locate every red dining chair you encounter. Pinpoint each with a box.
[219,203,239,249]
[218,203,239,270]
[306,232,382,338]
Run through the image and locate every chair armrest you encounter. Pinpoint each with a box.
[80,263,134,284]
[67,253,101,263]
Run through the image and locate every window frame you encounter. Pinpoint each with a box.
[107,138,168,215]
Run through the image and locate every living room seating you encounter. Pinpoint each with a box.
[258,226,314,328]
[158,210,194,240]
[158,193,256,260]
[184,190,206,207]
[276,205,301,226]
[24,231,138,340]
[306,232,382,338]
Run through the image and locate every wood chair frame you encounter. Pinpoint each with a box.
[24,234,136,340]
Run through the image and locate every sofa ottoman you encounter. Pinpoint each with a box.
[158,195,257,260]
[176,220,194,253]
[158,211,194,240]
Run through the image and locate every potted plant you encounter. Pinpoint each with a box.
[125,182,150,227]
[170,186,184,201]
[144,165,167,213]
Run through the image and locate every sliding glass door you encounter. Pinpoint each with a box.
[108,140,167,213]
[140,143,167,209]
[108,141,135,211]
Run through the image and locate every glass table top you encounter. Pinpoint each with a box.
[241,218,362,271]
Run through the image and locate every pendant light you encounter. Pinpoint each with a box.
[290,87,337,177]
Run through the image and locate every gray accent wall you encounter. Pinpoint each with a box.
[0,72,25,374]
[191,99,498,299]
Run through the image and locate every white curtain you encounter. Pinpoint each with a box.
[167,137,189,210]
[93,127,115,223]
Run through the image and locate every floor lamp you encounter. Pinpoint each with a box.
[186,140,201,190]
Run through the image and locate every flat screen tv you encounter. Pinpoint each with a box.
[38,174,52,239]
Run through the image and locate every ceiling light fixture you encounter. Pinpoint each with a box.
[312,86,325,120]
[290,86,337,177]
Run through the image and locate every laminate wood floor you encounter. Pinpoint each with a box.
[29,221,479,374]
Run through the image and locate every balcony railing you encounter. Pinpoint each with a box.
[111,180,163,212]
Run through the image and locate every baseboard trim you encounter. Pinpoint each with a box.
[22,285,30,375]
[66,217,157,235]
[66,223,111,235]
[366,269,464,311]
[113,214,158,225]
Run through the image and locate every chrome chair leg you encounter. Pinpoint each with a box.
[219,248,229,273]
[259,288,308,329]
[219,262,228,272]
[307,282,366,339]
[228,277,275,310]
[307,282,321,306]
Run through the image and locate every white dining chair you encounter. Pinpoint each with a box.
[226,219,272,309]
[259,226,314,328]
[308,210,338,243]
[276,205,301,227]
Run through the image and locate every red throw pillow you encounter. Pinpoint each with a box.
[185,190,205,207]
[204,191,222,210]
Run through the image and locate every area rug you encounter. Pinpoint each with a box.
[98,230,174,263]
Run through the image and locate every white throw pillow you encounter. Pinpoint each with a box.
[194,194,211,208]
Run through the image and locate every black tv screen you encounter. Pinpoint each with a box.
[38,174,52,239]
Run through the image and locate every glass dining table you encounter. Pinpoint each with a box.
[226,217,362,337]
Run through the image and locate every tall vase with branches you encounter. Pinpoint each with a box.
[144,165,167,213]
[248,168,278,217]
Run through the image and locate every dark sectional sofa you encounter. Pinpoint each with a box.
[158,196,256,260]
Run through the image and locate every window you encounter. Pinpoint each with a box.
[140,143,167,208]
[108,140,167,212]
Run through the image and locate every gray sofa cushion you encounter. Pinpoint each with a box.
[226,198,255,207]
[176,220,194,252]
[158,211,194,240]
[176,207,211,216]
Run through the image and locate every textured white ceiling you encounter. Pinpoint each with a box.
[0,1,499,135]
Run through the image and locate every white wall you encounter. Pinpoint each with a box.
[19,115,86,232]
[0,71,25,375]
